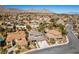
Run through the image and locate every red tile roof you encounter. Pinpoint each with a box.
[6,31,27,46]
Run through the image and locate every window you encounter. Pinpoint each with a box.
[12,39,16,46]
[30,34,33,36]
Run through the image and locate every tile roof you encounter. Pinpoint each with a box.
[6,31,27,46]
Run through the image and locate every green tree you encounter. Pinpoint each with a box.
[47,23,53,30]
[50,18,59,23]
[0,47,7,54]
[16,14,19,20]
[50,18,55,22]
[26,25,32,31]
[49,38,56,44]
[59,24,67,35]
[38,22,47,33]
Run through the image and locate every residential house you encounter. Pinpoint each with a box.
[30,20,39,29]
[16,25,26,30]
[28,30,49,48]
[45,29,63,39]
[6,31,27,48]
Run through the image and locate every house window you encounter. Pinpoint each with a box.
[12,39,16,46]
[30,34,33,36]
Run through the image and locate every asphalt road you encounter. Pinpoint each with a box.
[27,22,79,54]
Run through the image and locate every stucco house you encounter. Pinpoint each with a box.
[45,29,63,39]
[6,31,27,48]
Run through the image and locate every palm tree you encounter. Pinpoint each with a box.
[16,14,19,20]
[25,30,29,41]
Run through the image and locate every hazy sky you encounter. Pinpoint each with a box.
[4,5,79,13]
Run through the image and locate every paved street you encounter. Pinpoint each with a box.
[27,22,79,54]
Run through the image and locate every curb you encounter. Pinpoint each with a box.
[20,36,69,54]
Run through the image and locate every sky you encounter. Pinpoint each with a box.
[3,5,79,13]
